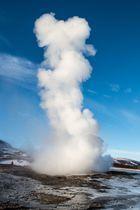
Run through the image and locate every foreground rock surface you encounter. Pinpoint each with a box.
[0,164,140,209]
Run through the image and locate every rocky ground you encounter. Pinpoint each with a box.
[0,140,140,209]
[0,164,140,209]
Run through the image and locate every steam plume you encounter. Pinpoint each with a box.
[32,13,112,175]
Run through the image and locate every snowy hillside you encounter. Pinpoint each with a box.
[0,140,30,166]
[113,157,140,169]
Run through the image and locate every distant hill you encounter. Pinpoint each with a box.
[113,158,140,170]
[0,139,30,166]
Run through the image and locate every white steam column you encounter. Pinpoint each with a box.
[32,13,112,175]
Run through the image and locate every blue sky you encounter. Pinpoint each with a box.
[0,0,140,160]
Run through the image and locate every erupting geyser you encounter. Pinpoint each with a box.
[32,13,112,175]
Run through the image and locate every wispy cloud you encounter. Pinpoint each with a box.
[87,89,97,94]
[0,35,11,47]
[133,98,140,104]
[109,83,120,92]
[103,94,111,98]
[93,101,115,118]
[124,88,132,93]
[120,109,140,123]
[0,53,38,89]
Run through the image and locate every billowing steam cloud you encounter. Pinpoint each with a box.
[32,13,112,175]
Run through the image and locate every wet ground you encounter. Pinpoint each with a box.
[0,164,140,209]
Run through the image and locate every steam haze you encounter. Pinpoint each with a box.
[32,13,112,175]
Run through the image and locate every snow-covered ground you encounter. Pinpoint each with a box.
[0,159,30,166]
[111,166,140,173]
